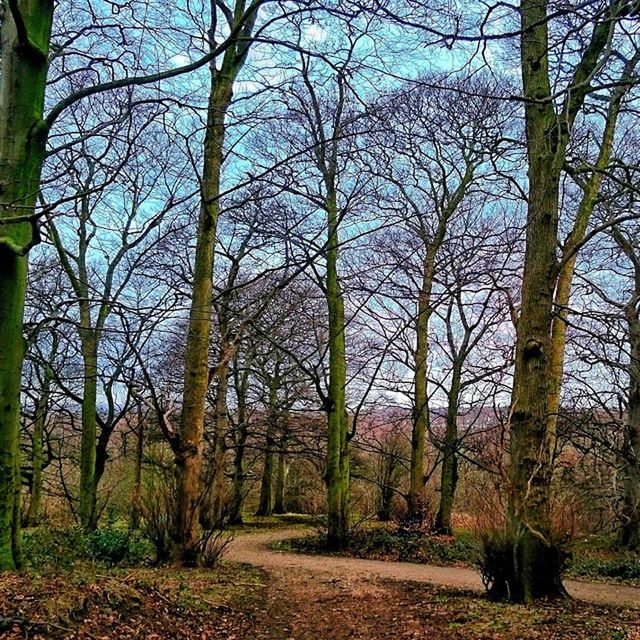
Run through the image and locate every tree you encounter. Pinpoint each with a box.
[172,0,263,565]
[369,75,510,521]
[0,0,54,570]
[503,0,635,602]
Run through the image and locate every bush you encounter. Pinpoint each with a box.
[85,527,154,566]
[23,526,89,573]
[22,525,154,572]
[569,554,640,582]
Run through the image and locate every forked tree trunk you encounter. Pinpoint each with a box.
[407,167,473,522]
[0,0,54,570]
[173,0,260,566]
[505,0,615,602]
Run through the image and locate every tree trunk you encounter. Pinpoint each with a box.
[130,406,144,530]
[547,54,634,439]
[78,332,99,527]
[622,307,640,551]
[256,375,278,517]
[408,247,437,519]
[504,0,616,603]
[229,362,249,525]
[172,0,262,561]
[325,188,350,550]
[26,362,53,526]
[273,441,287,515]
[434,366,462,535]
[208,350,232,525]
[0,0,54,570]
[173,72,233,565]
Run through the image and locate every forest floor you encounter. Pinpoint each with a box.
[2,524,640,639]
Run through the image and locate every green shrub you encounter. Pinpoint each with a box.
[22,526,89,573]
[569,555,640,582]
[85,527,154,566]
[22,525,154,572]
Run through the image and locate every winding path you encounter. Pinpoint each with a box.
[227,527,640,609]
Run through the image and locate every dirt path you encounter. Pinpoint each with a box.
[227,527,640,609]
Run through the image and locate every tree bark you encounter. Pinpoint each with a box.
[505,0,616,602]
[434,364,462,535]
[325,187,350,549]
[25,359,53,526]
[273,433,288,515]
[256,373,279,517]
[173,0,261,558]
[0,0,54,570]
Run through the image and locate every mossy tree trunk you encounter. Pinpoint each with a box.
[325,186,350,549]
[173,1,260,564]
[0,0,54,571]
[611,228,640,551]
[547,52,639,442]
[505,0,618,602]
[299,67,351,550]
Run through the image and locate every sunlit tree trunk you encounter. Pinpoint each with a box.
[0,0,54,570]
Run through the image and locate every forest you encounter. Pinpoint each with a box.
[1,0,640,638]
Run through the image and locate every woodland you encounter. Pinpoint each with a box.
[1,1,640,638]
